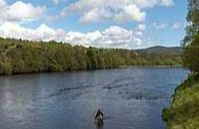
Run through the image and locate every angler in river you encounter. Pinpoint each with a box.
[95,109,104,126]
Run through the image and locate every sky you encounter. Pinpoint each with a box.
[0,0,188,49]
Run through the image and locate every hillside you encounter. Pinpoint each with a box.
[136,46,183,55]
[0,37,183,75]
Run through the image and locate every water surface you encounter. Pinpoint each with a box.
[0,67,189,129]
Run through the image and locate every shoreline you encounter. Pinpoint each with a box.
[0,65,185,76]
[119,65,183,68]
[163,74,199,129]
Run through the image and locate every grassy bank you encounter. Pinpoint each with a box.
[163,74,199,129]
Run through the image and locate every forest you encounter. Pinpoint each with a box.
[0,37,182,75]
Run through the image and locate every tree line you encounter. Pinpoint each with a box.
[0,37,182,75]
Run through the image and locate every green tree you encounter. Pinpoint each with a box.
[183,0,199,45]
[183,0,199,73]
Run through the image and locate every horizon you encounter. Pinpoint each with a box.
[0,0,187,49]
[0,36,182,50]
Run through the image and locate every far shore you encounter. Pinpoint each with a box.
[119,65,184,68]
[0,65,186,76]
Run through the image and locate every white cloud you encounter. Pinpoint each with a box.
[79,5,145,23]
[0,22,65,41]
[0,22,145,49]
[137,24,146,31]
[58,0,174,23]
[152,22,184,30]
[172,22,183,29]
[79,8,111,23]
[114,5,146,23]
[133,24,146,37]
[51,0,67,5]
[0,0,46,23]
[65,25,146,48]
[0,0,6,7]
[160,0,174,7]
[153,22,168,29]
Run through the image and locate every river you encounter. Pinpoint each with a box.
[0,67,189,129]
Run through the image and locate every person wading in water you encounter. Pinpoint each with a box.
[95,109,104,125]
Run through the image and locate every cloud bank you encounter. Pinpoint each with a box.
[0,22,145,49]
[59,0,173,23]
[0,0,46,23]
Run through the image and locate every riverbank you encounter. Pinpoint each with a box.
[119,65,183,68]
[0,37,182,75]
[163,74,199,129]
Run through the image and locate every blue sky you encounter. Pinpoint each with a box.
[0,0,188,49]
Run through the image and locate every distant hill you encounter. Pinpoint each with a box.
[135,46,183,55]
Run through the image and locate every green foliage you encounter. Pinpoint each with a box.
[0,37,182,75]
[163,74,199,129]
[183,0,199,45]
[183,0,199,74]
[0,61,12,75]
[184,34,199,73]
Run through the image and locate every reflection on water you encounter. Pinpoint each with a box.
[0,67,189,129]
